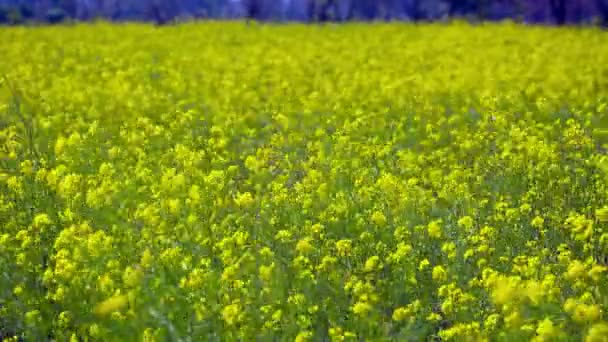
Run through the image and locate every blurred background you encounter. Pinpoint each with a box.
[0,0,607,26]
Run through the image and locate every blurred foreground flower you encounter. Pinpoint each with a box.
[94,295,129,316]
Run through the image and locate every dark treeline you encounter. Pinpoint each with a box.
[1,0,608,26]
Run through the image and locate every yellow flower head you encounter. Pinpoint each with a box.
[491,277,519,306]
[221,303,242,326]
[418,259,430,271]
[457,216,474,230]
[351,301,372,316]
[392,307,408,322]
[295,330,313,342]
[33,213,52,228]
[427,220,442,238]
[94,295,129,316]
[371,211,387,227]
[565,260,586,281]
[235,191,254,208]
[536,318,559,340]
[296,238,314,254]
[364,256,381,272]
[336,239,352,257]
[596,207,608,223]
[432,265,447,282]
[585,323,608,342]
[531,216,544,229]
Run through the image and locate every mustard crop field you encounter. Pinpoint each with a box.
[2,22,608,341]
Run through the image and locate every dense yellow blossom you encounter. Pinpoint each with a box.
[1,21,608,341]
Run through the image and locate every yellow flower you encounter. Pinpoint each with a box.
[520,203,532,214]
[364,256,381,272]
[123,266,144,288]
[432,265,447,282]
[24,310,40,326]
[259,263,275,282]
[585,323,608,342]
[588,265,607,282]
[275,230,293,242]
[33,213,52,228]
[370,211,387,227]
[221,303,242,326]
[88,324,101,338]
[328,327,344,342]
[441,242,457,259]
[572,304,602,323]
[167,198,181,215]
[535,318,559,340]
[565,260,586,281]
[427,220,442,238]
[596,207,608,223]
[295,330,313,342]
[140,249,154,269]
[94,295,128,316]
[274,113,290,130]
[296,238,314,254]
[335,239,352,257]
[457,216,474,230]
[318,255,337,272]
[504,310,522,328]
[492,277,519,306]
[235,191,254,208]
[484,314,500,332]
[188,184,201,205]
[531,216,544,229]
[54,136,66,155]
[271,309,283,322]
[525,280,543,305]
[426,312,442,322]
[392,307,408,322]
[351,301,372,316]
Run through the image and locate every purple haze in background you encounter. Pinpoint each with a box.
[0,0,607,25]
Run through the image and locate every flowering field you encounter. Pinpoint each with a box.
[1,22,608,341]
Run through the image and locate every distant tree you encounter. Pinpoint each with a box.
[0,0,605,25]
[599,0,608,26]
[306,0,315,21]
[447,0,491,19]
[447,0,472,17]
[101,0,121,21]
[0,6,12,24]
[19,2,34,20]
[345,0,356,20]
[60,0,77,19]
[200,0,224,18]
[308,0,338,22]
[512,0,526,21]
[409,0,423,20]
[149,0,172,25]
[549,0,566,24]
[476,0,490,19]
[74,0,94,20]
[377,0,397,20]
[345,0,377,20]
[46,7,67,23]
[0,3,32,24]
[243,0,261,21]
